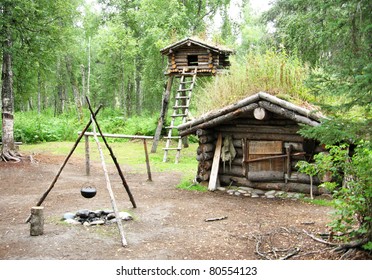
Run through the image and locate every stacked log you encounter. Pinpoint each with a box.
[194,121,324,194]
[196,129,215,182]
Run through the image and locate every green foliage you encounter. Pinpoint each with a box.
[298,142,372,247]
[8,109,159,144]
[194,49,311,115]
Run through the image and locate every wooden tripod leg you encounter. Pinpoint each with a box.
[91,117,128,247]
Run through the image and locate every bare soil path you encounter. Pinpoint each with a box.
[0,153,368,260]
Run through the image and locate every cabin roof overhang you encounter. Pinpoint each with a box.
[178,92,324,137]
[160,37,234,56]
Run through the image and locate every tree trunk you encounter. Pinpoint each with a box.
[65,56,83,121]
[1,2,20,162]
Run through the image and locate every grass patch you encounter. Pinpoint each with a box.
[176,178,207,192]
[302,197,334,207]
[20,139,198,178]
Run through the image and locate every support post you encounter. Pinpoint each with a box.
[208,133,223,191]
[151,76,174,153]
[143,139,152,181]
[30,206,44,236]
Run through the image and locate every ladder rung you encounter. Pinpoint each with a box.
[180,81,193,84]
[171,114,187,117]
[175,96,189,99]
[163,148,182,150]
[165,126,178,129]
[178,88,192,92]
[173,105,188,109]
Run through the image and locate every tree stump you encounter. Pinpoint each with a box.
[30,206,44,236]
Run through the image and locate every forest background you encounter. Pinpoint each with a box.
[0,0,371,250]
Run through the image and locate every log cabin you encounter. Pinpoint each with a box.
[160,37,233,76]
[177,92,328,195]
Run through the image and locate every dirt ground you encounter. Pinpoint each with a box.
[0,152,370,260]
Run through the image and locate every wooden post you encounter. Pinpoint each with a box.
[208,133,223,191]
[30,206,44,236]
[143,139,152,181]
[91,117,128,247]
[151,76,174,153]
[85,134,90,176]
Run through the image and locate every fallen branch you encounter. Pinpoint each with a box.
[302,229,339,246]
[205,216,228,222]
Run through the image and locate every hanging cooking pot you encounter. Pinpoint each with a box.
[80,186,97,199]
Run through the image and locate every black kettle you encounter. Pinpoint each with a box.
[80,186,97,198]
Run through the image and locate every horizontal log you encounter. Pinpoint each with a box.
[179,103,259,136]
[196,129,212,136]
[197,171,210,181]
[247,171,284,181]
[218,175,323,195]
[227,124,300,135]
[178,95,260,132]
[258,92,323,122]
[254,107,271,120]
[196,152,214,161]
[199,134,216,144]
[197,143,215,154]
[199,160,213,171]
[259,101,320,127]
[219,132,304,142]
[224,118,298,126]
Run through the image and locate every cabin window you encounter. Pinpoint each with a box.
[187,55,198,66]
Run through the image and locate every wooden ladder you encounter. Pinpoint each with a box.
[163,68,197,163]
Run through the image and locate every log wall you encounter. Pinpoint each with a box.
[165,44,230,75]
[195,116,324,195]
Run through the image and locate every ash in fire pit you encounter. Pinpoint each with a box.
[62,209,133,226]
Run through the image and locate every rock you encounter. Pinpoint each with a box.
[266,195,275,199]
[243,193,251,197]
[106,213,116,220]
[64,218,81,225]
[275,191,285,197]
[83,221,90,227]
[89,220,105,226]
[227,190,235,195]
[102,209,114,215]
[76,209,90,218]
[217,187,226,192]
[238,189,247,194]
[234,192,241,196]
[63,212,75,220]
[118,212,133,221]
[265,190,276,196]
[251,193,260,198]
[239,187,253,192]
[252,189,265,195]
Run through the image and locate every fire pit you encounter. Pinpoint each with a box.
[62,209,133,226]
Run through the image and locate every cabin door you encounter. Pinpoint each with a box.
[244,140,285,181]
